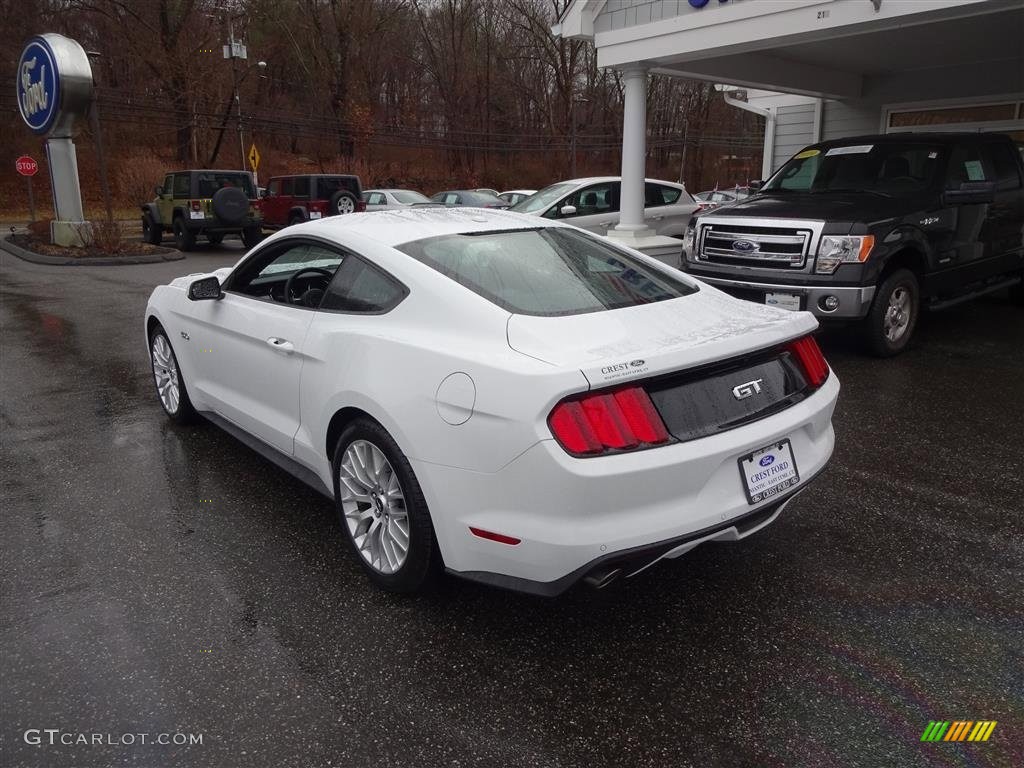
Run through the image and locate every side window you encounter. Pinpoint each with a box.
[228,241,344,300]
[266,179,280,196]
[368,193,385,205]
[443,193,459,205]
[574,182,616,215]
[644,183,682,207]
[321,255,405,313]
[983,143,1022,191]
[172,174,190,198]
[162,174,173,196]
[945,144,989,188]
[292,177,310,198]
[281,178,295,197]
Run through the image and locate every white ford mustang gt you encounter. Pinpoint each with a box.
[145,208,838,595]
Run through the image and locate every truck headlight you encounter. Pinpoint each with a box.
[815,235,874,274]
[685,225,696,259]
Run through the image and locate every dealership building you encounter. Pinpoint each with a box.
[554,0,1024,242]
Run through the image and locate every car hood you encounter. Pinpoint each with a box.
[712,192,923,225]
[506,284,817,388]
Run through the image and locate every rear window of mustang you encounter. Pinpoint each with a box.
[397,227,696,316]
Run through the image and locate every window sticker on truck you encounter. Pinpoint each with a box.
[826,145,874,156]
[794,149,820,159]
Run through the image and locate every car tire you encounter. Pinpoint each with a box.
[862,268,919,357]
[172,217,196,252]
[148,325,197,424]
[142,212,162,245]
[241,225,262,248]
[332,418,441,593]
[207,232,224,245]
[329,191,357,216]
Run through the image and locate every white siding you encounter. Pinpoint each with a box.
[822,100,880,140]
[772,103,816,171]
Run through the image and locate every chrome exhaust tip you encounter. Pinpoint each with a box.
[583,566,622,590]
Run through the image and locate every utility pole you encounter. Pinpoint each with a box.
[86,51,113,223]
[678,118,689,186]
[226,16,247,171]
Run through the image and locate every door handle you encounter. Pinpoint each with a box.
[266,337,294,353]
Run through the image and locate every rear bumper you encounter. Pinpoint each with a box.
[413,374,839,595]
[691,274,875,319]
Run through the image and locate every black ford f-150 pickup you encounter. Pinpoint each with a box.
[683,132,1024,355]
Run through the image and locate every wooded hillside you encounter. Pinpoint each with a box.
[1,0,764,216]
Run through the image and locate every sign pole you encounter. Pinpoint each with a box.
[26,176,35,222]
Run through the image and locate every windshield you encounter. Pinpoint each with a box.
[392,190,430,204]
[510,182,577,214]
[763,142,943,196]
[397,227,696,317]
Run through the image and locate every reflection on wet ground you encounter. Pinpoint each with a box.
[1,245,1022,768]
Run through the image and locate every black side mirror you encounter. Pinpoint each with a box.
[155,186,164,197]
[748,180,763,191]
[188,276,223,301]
[943,181,996,205]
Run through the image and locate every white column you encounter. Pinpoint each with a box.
[614,66,650,235]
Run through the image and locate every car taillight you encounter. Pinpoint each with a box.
[787,335,829,388]
[356,200,366,212]
[190,200,201,211]
[548,386,671,457]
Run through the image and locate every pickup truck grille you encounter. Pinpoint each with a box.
[697,223,812,269]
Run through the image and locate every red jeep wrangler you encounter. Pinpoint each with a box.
[259,174,365,228]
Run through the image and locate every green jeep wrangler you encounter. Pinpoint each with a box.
[141,169,262,251]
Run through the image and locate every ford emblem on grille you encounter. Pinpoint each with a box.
[732,239,759,253]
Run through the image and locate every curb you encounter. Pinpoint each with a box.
[0,234,184,266]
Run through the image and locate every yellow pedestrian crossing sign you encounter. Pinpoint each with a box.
[248,144,260,172]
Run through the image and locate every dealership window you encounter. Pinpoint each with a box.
[889,103,1018,128]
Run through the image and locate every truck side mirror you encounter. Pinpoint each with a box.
[155,186,164,197]
[748,180,763,191]
[943,181,996,206]
[559,204,577,216]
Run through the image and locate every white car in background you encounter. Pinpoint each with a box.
[498,189,537,206]
[510,177,699,238]
[362,188,432,210]
[145,209,838,595]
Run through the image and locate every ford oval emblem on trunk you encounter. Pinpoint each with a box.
[732,239,759,253]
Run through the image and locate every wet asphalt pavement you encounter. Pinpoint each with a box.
[1,241,1022,768]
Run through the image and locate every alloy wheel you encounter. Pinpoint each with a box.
[338,440,410,574]
[150,334,180,414]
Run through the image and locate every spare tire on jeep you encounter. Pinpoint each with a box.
[211,186,249,225]
[329,190,357,216]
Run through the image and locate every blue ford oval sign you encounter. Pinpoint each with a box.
[732,239,758,253]
[17,37,60,135]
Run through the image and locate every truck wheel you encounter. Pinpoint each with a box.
[172,217,196,252]
[206,232,224,245]
[862,268,919,357]
[241,225,262,248]
[142,212,162,245]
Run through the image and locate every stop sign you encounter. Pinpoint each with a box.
[16,156,38,176]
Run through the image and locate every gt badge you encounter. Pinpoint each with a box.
[732,378,763,400]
